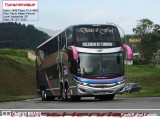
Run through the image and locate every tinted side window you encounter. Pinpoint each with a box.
[66,28,74,46]
[41,37,58,57]
[61,31,66,49]
[59,34,66,50]
[52,36,58,53]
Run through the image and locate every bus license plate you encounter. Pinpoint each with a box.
[99,91,108,95]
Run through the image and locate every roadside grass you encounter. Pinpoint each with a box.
[119,65,160,97]
[0,48,37,102]
[0,48,28,58]
[0,94,38,102]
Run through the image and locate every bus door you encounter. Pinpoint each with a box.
[58,33,66,83]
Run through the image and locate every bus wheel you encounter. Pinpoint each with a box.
[66,88,71,101]
[41,89,54,101]
[98,94,115,101]
[61,87,66,101]
[65,85,81,101]
[66,89,81,102]
[41,89,47,101]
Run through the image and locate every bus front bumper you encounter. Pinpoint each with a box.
[77,83,126,96]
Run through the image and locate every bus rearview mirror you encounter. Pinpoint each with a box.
[123,44,133,60]
[70,46,78,60]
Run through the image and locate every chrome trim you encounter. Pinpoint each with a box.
[46,88,60,90]
[80,83,125,90]
[89,83,117,86]
[76,47,122,53]
[77,83,125,95]
[70,86,76,88]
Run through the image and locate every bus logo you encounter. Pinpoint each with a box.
[97,49,103,52]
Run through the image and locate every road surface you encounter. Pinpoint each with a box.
[0,97,160,109]
[0,97,160,116]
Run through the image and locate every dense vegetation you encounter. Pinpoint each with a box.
[0,49,37,101]
[133,19,160,63]
[0,22,49,49]
[124,65,160,97]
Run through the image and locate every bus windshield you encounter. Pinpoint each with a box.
[75,26,121,42]
[77,52,124,78]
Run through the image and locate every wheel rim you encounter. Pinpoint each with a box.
[42,90,46,99]
[62,89,66,99]
[66,88,71,99]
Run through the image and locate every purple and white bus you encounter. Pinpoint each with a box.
[36,24,135,101]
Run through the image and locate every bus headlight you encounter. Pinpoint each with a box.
[82,82,88,86]
[77,81,88,86]
[117,80,125,85]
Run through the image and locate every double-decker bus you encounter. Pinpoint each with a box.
[36,24,135,101]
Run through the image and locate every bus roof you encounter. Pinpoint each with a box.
[37,29,64,49]
[37,25,74,49]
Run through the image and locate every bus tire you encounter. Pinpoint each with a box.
[65,84,81,101]
[65,83,71,101]
[62,82,81,101]
[41,89,47,101]
[41,88,54,101]
[98,94,115,101]
[61,85,66,101]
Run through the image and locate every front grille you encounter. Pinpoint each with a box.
[88,84,117,88]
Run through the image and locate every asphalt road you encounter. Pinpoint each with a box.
[0,97,160,109]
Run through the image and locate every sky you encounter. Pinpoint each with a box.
[1,0,160,34]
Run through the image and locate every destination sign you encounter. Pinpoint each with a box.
[78,28,114,34]
[82,42,113,47]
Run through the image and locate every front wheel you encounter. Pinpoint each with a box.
[66,88,81,101]
[62,83,81,101]
[61,89,66,101]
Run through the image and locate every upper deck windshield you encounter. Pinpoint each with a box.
[77,52,124,78]
[75,25,121,45]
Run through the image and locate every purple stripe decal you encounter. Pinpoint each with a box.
[73,75,125,84]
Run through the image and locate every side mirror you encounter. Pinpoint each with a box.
[123,44,133,60]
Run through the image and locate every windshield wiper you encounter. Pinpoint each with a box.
[85,74,101,78]
[104,73,122,76]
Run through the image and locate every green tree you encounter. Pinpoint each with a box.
[133,19,160,64]
[0,22,49,49]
